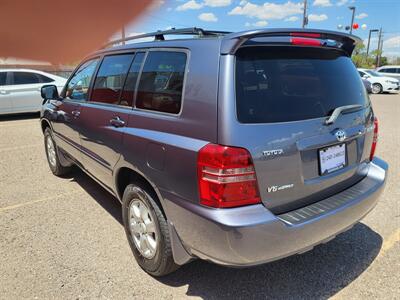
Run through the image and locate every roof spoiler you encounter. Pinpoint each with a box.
[221,28,362,56]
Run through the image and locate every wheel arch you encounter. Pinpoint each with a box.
[40,118,52,133]
[114,166,167,218]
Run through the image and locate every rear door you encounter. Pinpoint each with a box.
[8,71,43,113]
[220,46,374,214]
[79,52,145,188]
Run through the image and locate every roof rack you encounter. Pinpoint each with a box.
[103,27,231,48]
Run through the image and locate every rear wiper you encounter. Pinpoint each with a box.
[324,104,363,125]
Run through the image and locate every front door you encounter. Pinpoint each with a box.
[79,52,143,188]
[51,58,99,163]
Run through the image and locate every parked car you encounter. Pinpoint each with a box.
[0,69,66,115]
[40,28,388,276]
[361,77,372,93]
[357,68,399,94]
[375,65,400,80]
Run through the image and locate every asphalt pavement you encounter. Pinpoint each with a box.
[0,94,399,299]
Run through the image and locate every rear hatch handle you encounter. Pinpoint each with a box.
[324,104,363,125]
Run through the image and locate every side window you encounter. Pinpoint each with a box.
[136,51,187,114]
[0,72,6,86]
[396,68,400,73]
[91,54,134,104]
[358,71,364,77]
[120,52,145,107]
[384,68,396,73]
[12,72,40,85]
[65,58,99,101]
[37,74,55,83]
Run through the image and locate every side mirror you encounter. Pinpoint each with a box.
[41,85,59,101]
[363,74,370,79]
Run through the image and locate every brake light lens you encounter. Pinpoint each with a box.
[290,32,321,38]
[197,144,261,208]
[290,37,322,46]
[369,117,378,161]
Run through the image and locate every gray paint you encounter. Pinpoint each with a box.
[41,29,388,267]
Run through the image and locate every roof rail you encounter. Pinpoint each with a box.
[103,27,231,48]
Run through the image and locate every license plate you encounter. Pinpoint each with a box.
[319,144,346,175]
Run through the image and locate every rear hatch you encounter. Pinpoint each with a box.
[219,43,375,214]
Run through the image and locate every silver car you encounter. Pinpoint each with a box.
[40,28,388,276]
[0,69,66,115]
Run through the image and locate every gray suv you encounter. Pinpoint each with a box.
[40,28,388,276]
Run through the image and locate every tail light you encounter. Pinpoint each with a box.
[290,32,321,38]
[290,37,322,46]
[197,144,261,208]
[369,117,378,161]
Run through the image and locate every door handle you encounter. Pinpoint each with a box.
[71,110,80,118]
[109,116,125,127]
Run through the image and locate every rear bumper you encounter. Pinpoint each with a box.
[164,157,388,266]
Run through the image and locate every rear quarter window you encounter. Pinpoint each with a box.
[235,47,369,123]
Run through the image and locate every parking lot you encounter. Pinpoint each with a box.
[0,94,399,299]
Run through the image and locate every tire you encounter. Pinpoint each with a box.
[44,127,71,176]
[372,83,383,94]
[122,182,179,277]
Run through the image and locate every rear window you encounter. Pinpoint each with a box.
[235,47,368,123]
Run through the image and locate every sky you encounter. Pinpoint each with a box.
[119,0,400,57]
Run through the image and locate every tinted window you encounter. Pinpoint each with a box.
[0,72,6,86]
[37,74,55,83]
[91,54,134,104]
[65,58,99,101]
[236,47,368,123]
[120,52,145,107]
[13,72,40,84]
[381,68,396,73]
[136,51,186,114]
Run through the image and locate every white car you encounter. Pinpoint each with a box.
[375,65,400,81]
[0,69,67,115]
[357,68,400,94]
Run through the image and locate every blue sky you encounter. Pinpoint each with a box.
[122,0,400,57]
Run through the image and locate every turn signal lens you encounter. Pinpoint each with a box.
[197,144,261,208]
[369,117,378,161]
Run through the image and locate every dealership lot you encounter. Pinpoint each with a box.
[0,94,399,299]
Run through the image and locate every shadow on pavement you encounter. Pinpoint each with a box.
[0,112,40,122]
[71,169,382,299]
[68,169,123,224]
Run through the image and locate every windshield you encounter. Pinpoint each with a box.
[366,70,382,77]
[235,46,369,123]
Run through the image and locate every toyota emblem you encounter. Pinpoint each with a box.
[335,130,347,142]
